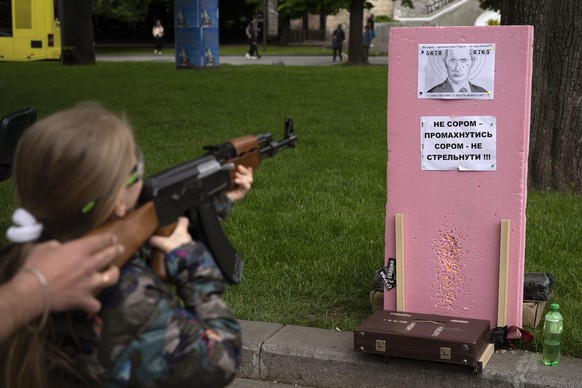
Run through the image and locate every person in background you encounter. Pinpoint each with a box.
[331,24,346,62]
[0,102,253,388]
[152,19,164,55]
[245,16,261,59]
[366,13,375,47]
[0,234,123,342]
[363,24,373,63]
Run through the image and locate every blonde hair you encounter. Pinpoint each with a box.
[0,102,136,388]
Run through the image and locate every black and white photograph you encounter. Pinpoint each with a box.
[418,44,495,100]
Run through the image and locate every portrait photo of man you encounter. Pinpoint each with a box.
[428,47,488,94]
[418,43,495,100]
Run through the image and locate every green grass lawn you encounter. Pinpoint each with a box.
[0,61,579,357]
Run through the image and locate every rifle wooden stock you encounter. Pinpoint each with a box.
[87,202,182,282]
[87,201,160,270]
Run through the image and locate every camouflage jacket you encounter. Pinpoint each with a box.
[55,242,242,388]
[0,243,241,388]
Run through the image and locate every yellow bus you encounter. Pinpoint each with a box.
[0,0,61,61]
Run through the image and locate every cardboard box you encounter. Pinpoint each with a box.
[369,289,384,312]
[522,300,546,328]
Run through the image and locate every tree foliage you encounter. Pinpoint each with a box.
[92,0,170,25]
[277,0,347,18]
[399,0,414,9]
[478,0,502,12]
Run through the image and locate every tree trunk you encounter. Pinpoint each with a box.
[60,0,95,65]
[319,13,326,32]
[347,0,365,65]
[278,13,291,46]
[503,1,582,192]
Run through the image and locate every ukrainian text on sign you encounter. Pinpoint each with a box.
[420,116,497,171]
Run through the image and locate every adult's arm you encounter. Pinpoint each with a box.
[0,234,123,341]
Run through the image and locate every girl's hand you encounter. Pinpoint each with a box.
[149,217,193,254]
[226,165,254,202]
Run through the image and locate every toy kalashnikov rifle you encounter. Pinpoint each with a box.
[89,118,297,284]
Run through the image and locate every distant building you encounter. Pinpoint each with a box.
[293,0,491,44]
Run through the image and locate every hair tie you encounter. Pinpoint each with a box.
[6,208,43,243]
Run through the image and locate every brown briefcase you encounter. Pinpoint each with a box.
[354,310,495,372]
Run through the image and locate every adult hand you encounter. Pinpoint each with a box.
[149,217,193,254]
[225,165,254,202]
[25,234,124,314]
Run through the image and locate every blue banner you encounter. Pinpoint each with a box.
[174,0,219,68]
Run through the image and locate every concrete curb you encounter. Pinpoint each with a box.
[237,320,581,387]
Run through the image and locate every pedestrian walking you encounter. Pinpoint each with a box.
[367,14,376,47]
[364,24,373,63]
[245,16,261,59]
[331,24,346,62]
[152,19,164,54]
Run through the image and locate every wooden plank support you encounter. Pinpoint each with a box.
[475,343,495,373]
[497,219,511,327]
[395,213,405,311]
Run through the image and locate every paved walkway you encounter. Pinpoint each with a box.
[96,53,388,66]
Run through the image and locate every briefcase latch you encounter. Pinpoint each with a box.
[440,347,452,360]
[375,340,386,352]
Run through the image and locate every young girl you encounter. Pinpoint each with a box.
[152,19,164,54]
[0,102,252,387]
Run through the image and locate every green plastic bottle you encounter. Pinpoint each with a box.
[542,303,564,366]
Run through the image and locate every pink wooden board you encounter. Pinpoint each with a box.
[384,26,534,327]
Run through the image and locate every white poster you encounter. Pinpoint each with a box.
[418,44,495,100]
[421,116,497,171]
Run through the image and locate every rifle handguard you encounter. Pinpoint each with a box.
[226,136,261,187]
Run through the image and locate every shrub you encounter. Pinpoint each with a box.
[374,15,397,23]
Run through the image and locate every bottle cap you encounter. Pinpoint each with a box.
[550,303,560,311]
